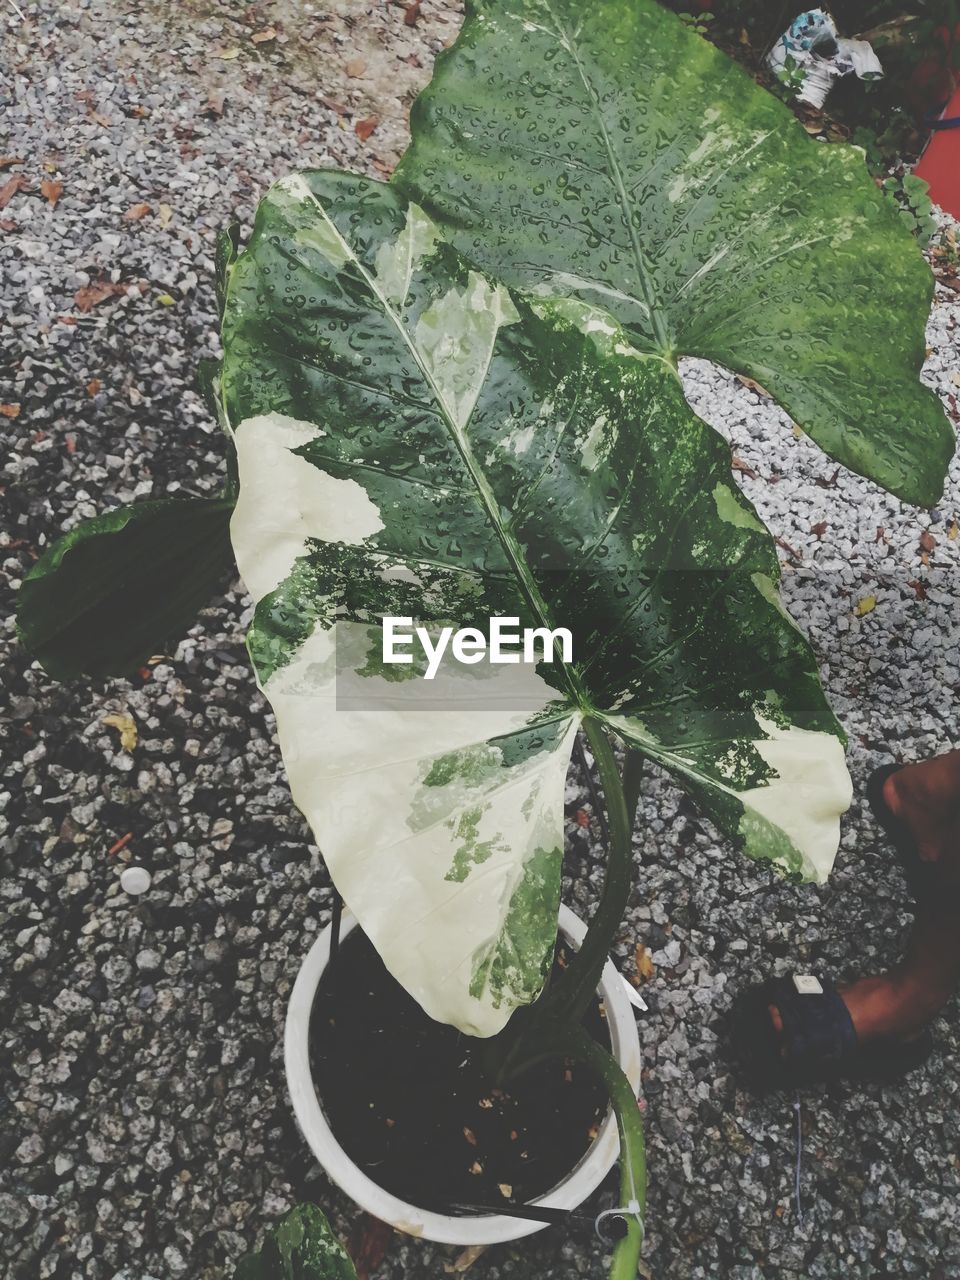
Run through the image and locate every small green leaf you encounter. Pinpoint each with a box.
[234,1205,357,1280]
[17,497,235,679]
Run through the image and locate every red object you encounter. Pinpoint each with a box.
[914,85,960,220]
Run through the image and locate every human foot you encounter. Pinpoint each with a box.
[768,971,941,1048]
[736,973,934,1090]
[881,751,960,864]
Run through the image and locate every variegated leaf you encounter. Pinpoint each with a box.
[222,172,850,1036]
[394,0,954,506]
[235,1204,357,1279]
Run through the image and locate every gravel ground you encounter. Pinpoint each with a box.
[3,3,960,1278]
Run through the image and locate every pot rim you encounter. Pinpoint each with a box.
[284,903,642,1246]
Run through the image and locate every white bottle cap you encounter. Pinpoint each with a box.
[120,866,152,896]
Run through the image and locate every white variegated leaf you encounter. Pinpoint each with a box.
[222,172,851,1035]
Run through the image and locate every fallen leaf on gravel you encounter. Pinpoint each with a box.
[214,46,241,59]
[444,1246,488,1274]
[86,379,101,397]
[775,535,801,560]
[0,218,16,232]
[875,526,887,543]
[730,455,758,479]
[635,943,655,982]
[854,595,876,617]
[0,156,24,169]
[204,92,225,116]
[949,519,958,541]
[40,178,62,207]
[815,467,840,489]
[920,529,937,554]
[251,26,276,42]
[156,292,176,306]
[347,1215,393,1280]
[157,203,173,227]
[124,202,151,221]
[404,0,422,23]
[574,808,589,828]
[74,281,129,312]
[0,174,29,209]
[355,116,378,141]
[319,94,349,114]
[345,56,367,77]
[810,521,828,537]
[90,110,113,128]
[907,579,928,601]
[0,403,21,418]
[735,373,770,397]
[102,712,138,752]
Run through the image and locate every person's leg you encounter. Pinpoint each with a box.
[769,752,960,1046]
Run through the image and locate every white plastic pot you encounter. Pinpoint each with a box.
[285,904,642,1246]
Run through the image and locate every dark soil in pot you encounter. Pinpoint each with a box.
[309,927,611,1213]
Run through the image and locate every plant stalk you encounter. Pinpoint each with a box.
[510,1021,646,1280]
[535,717,636,1027]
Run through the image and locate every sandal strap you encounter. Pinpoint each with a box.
[768,974,858,1067]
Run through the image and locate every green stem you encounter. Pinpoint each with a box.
[515,1022,646,1280]
[536,717,635,1026]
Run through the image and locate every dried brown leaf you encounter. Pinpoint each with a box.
[102,712,137,753]
[124,202,151,221]
[635,943,655,982]
[730,455,758,480]
[347,1215,393,1280]
[40,178,63,207]
[444,1246,488,1274]
[355,116,378,141]
[345,57,367,77]
[0,403,21,418]
[74,281,129,312]
[0,174,29,209]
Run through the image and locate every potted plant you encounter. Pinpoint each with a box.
[18,2,952,1277]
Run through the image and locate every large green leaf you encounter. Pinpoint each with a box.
[235,1204,357,1280]
[16,498,234,679]
[222,172,851,1036]
[393,0,953,506]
